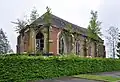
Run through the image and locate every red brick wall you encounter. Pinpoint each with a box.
[49,26,62,55]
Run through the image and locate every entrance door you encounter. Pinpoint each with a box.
[36,32,44,52]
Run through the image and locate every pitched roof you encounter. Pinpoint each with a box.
[32,14,87,36]
[21,13,103,42]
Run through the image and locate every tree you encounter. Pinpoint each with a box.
[43,6,52,54]
[12,7,39,33]
[88,10,102,40]
[116,33,120,58]
[61,24,74,54]
[106,26,119,58]
[30,7,39,23]
[61,24,73,43]
[0,28,13,54]
[87,10,102,57]
[11,19,27,33]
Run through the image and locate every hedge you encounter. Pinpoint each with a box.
[0,55,120,82]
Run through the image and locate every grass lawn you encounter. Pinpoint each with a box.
[74,74,120,82]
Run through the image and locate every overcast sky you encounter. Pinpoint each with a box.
[0,0,120,57]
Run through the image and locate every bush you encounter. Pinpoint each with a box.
[0,55,120,82]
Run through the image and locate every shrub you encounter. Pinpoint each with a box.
[0,55,120,82]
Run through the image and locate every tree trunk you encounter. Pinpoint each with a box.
[94,42,97,57]
[113,40,115,58]
[84,38,87,56]
[46,24,50,53]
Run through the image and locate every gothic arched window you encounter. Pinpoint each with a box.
[36,32,44,52]
[59,37,64,55]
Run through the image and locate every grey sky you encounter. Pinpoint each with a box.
[98,0,120,57]
[0,0,119,57]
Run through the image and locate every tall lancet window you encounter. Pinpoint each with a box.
[76,41,80,55]
[59,37,64,55]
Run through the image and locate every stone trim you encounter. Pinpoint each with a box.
[24,28,29,33]
[50,26,52,32]
[49,52,54,54]
[49,40,53,43]
[57,31,67,55]
[57,31,61,54]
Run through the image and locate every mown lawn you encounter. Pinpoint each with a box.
[74,74,120,82]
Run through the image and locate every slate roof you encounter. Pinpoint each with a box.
[32,14,87,36]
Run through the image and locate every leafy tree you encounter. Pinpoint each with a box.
[116,33,120,58]
[43,6,52,54]
[62,24,73,42]
[106,26,119,58]
[88,10,102,40]
[0,28,13,54]
[11,19,27,33]
[87,10,102,57]
[61,24,74,54]
[12,7,39,33]
[30,7,39,23]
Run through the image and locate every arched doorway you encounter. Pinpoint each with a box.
[36,32,44,53]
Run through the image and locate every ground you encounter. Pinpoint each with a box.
[30,71,120,82]
[32,77,101,82]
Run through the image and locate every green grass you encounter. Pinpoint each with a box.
[74,74,120,82]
